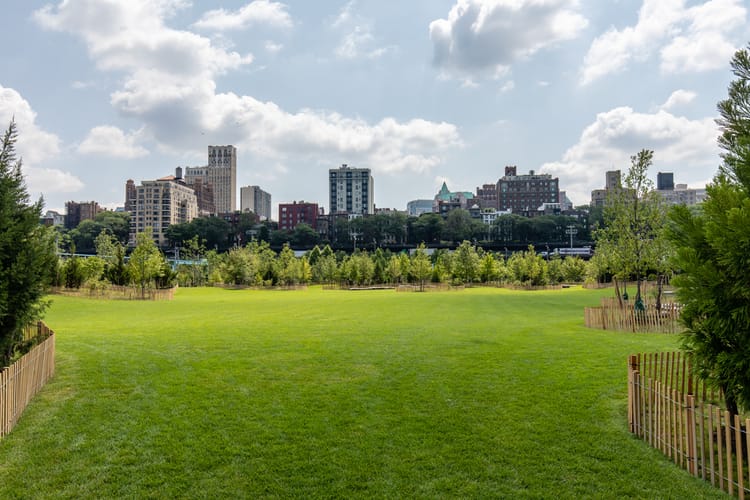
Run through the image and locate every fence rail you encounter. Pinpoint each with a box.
[0,322,55,439]
[51,285,175,300]
[585,297,682,333]
[628,351,750,498]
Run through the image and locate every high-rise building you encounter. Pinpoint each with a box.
[184,145,236,214]
[240,185,272,221]
[279,201,320,231]
[129,175,198,247]
[329,164,374,215]
[497,166,559,213]
[657,172,675,191]
[65,201,102,229]
[125,179,137,212]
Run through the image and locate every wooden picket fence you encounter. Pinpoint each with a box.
[0,322,55,439]
[629,351,750,498]
[585,297,682,333]
[51,285,175,300]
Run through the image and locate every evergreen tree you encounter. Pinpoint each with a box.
[0,121,57,366]
[667,46,750,415]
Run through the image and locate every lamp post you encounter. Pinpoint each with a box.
[565,225,578,249]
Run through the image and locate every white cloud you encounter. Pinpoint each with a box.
[541,106,719,204]
[78,125,149,158]
[264,41,284,54]
[430,0,588,80]
[192,0,293,31]
[35,0,253,79]
[499,81,515,93]
[332,3,393,61]
[581,0,746,85]
[33,0,459,178]
[660,89,697,111]
[0,85,82,194]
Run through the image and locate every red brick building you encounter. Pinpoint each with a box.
[278,201,320,231]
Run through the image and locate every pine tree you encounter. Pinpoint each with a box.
[667,46,750,415]
[0,121,57,366]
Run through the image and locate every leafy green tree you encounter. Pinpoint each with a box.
[443,209,473,243]
[595,149,670,306]
[94,211,130,244]
[507,246,548,286]
[410,243,432,291]
[386,254,403,284]
[452,240,480,284]
[561,256,587,282]
[0,121,57,366]
[478,252,500,283]
[128,229,164,298]
[222,246,253,285]
[408,213,443,244]
[95,231,129,285]
[667,46,750,415]
[291,223,319,248]
[312,254,338,285]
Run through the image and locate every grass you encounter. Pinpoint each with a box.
[0,286,726,498]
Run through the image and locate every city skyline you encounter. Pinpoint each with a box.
[1,0,748,215]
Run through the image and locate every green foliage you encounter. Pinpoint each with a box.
[452,240,480,284]
[478,252,500,283]
[0,121,57,366]
[167,216,231,252]
[410,243,432,291]
[595,149,671,302]
[668,46,750,415]
[506,246,548,286]
[127,230,166,297]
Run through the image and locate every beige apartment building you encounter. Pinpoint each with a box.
[184,145,237,214]
[129,176,198,247]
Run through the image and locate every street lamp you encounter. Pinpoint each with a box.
[565,225,578,249]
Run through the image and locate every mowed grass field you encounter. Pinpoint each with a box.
[0,287,725,498]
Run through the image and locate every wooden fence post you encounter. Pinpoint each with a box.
[629,355,639,433]
[686,395,696,476]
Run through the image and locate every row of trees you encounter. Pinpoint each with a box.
[172,241,591,289]
[56,233,594,292]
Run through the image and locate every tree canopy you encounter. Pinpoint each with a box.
[668,46,750,415]
[0,121,57,366]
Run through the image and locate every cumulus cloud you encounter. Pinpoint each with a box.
[580,0,746,85]
[541,106,719,204]
[430,0,588,79]
[34,0,458,177]
[79,125,149,158]
[0,85,83,194]
[660,89,697,111]
[192,0,293,31]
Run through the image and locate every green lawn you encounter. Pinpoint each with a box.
[0,287,725,498]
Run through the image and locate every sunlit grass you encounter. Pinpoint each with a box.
[0,286,724,498]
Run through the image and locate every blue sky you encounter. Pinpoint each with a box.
[1,0,748,215]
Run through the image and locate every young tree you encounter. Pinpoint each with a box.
[128,229,164,298]
[595,149,669,306]
[667,46,750,415]
[452,240,480,284]
[0,121,57,366]
[410,243,432,291]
